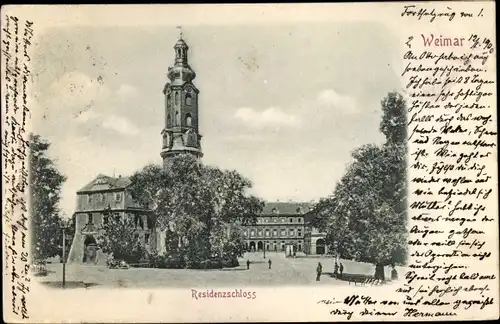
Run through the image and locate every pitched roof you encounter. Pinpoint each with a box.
[261,202,316,215]
[77,174,132,193]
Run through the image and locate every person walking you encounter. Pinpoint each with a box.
[268,259,272,270]
[339,262,344,279]
[246,259,250,270]
[391,265,398,280]
[316,262,323,281]
[333,262,339,278]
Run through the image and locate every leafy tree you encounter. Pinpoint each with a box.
[129,154,263,268]
[98,214,146,263]
[29,134,67,262]
[380,92,407,145]
[314,92,408,280]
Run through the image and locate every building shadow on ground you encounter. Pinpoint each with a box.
[39,281,100,289]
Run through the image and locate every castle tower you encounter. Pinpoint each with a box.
[161,30,202,166]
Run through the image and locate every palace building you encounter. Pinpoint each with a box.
[245,202,327,255]
[68,33,326,264]
[245,202,310,253]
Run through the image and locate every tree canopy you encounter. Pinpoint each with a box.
[98,213,146,264]
[313,92,408,279]
[128,154,264,268]
[29,134,67,261]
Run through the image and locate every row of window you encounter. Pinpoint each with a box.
[175,47,187,59]
[246,229,303,238]
[87,192,122,205]
[166,113,193,128]
[256,217,303,224]
[167,92,194,106]
[86,213,152,229]
[247,241,303,252]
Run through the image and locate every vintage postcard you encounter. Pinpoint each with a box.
[2,2,498,323]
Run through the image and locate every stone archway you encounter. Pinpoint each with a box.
[83,235,98,264]
[257,241,263,251]
[249,241,256,252]
[315,238,326,255]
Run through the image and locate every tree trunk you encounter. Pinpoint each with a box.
[374,263,385,281]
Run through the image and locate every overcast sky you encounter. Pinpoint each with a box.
[31,22,402,216]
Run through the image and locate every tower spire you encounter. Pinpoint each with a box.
[176,26,183,40]
[161,33,202,166]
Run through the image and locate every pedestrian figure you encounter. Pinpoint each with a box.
[316,262,323,281]
[333,262,339,278]
[391,265,398,280]
[339,263,344,279]
[246,259,250,270]
[268,259,272,269]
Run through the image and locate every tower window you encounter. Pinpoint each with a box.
[175,111,180,126]
[185,113,192,127]
[175,92,180,105]
[164,133,170,147]
[185,93,192,105]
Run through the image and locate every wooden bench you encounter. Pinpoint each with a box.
[341,274,384,286]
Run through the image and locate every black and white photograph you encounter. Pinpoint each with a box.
[2,3,497,323]
[27,18,408,290]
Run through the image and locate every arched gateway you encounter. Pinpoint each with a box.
[315,238,326,255]
[83,235,98,263]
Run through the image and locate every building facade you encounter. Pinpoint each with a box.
[67,174,153,264]
[242,202,319,254]
[303,226,328,255]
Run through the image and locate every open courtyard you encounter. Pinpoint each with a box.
[36,252,406,289]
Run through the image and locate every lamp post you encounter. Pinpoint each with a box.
[59,218,71,288]
[263,242,266,259]
[333,240,338,262]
